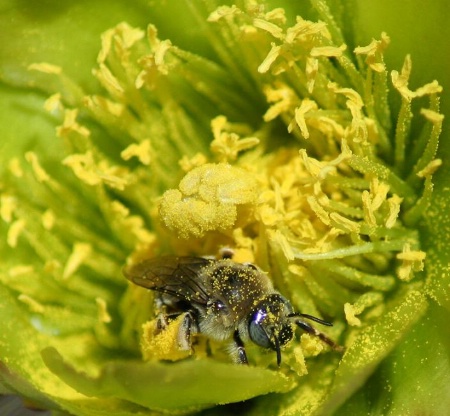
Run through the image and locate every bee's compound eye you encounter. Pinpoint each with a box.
[248,310,272,348]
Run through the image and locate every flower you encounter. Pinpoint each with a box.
[0,1,449,415]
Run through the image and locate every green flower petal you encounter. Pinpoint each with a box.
[323,288,428,414]
[0,284,71,411]
[335,301,450,415]
[42,347,293,413]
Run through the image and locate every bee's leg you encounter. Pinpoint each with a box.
[156,311,182,332]
[233,330,249,364]
[205,339,212,357]
[296,320,344,352]
[154,297,171,332]
[176,311,199,351]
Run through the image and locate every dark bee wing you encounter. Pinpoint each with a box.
[123,256,214,306]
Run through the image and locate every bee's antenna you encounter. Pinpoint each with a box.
[288,312,333,326]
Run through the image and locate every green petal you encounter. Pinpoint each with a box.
[41,347,293,413]
[0,283,69,410]
[335,301,450,415]
[322,288,428,414]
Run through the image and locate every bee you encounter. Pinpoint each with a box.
[123,251,342,366]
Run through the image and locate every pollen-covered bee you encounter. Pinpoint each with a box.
[123,252,341,365]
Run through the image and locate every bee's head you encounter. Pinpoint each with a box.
[249,294,339,366]
[248,294,294,366]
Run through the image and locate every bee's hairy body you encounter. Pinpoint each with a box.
[124,254,341,365]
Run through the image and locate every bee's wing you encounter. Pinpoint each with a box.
[123,256,214,306]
